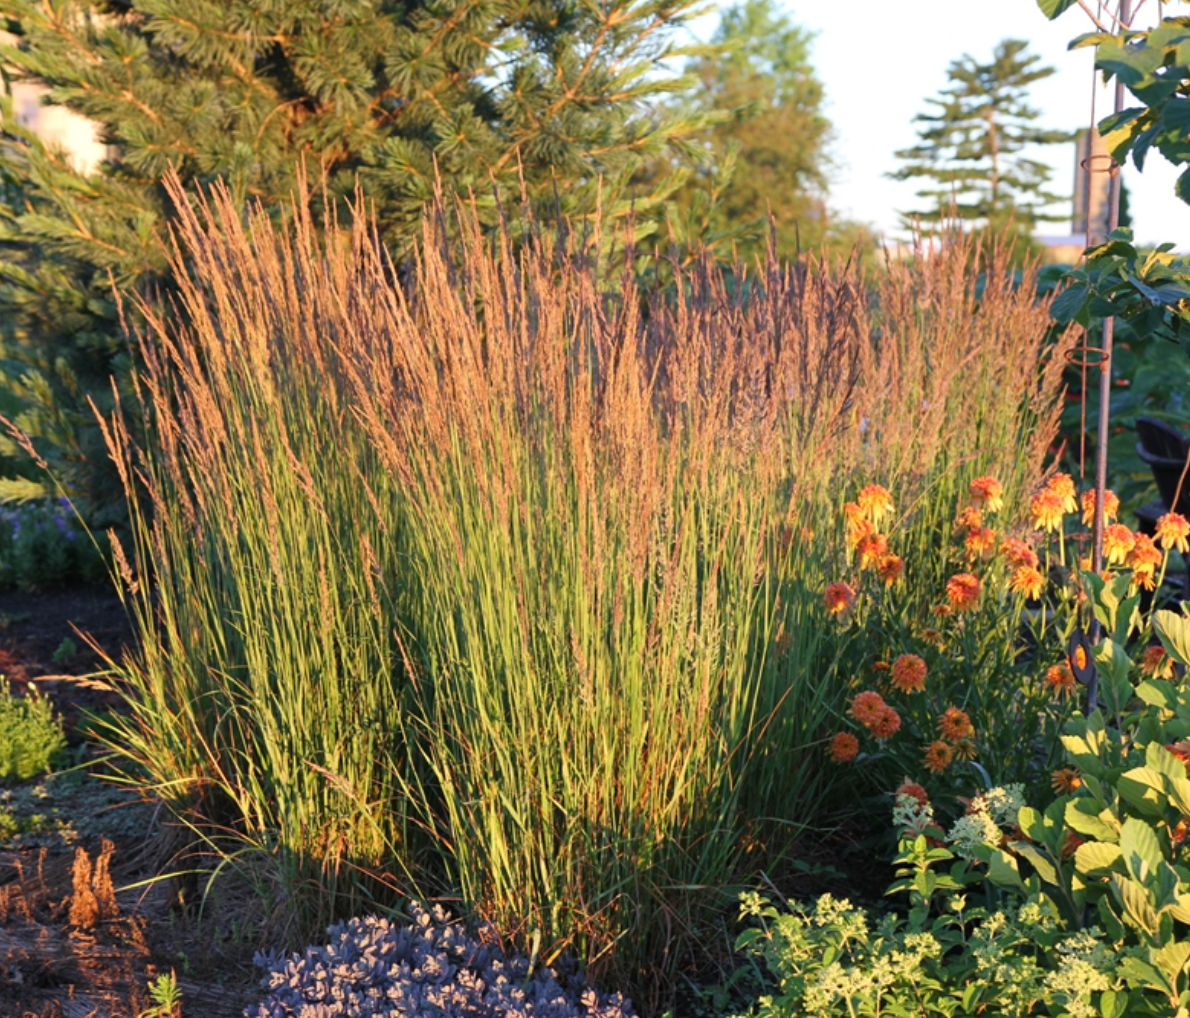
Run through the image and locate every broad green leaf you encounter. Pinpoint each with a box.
[1137,679,1177,711]
[1113,874,1160,935]
[1169,892,1190,924]
[1162,99,1190,133]
[1051,283,1089,324]
[1038,0,1079,19]
[984,848,1026,892]
[1148,742,1187,782]
[1169,776,1190,817]
[1178,166,1190,206]
[1013,841,1059,886]
[1156,609,1190,666]
[1067,799,1121,842]
[1118,768,1171,818]
[1153,941,1190,984]
[1076,840,1124,878]
[1018,806,1045,842]
[1118,954,1174,996]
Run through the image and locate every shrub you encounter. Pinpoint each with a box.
[0,497,106,589]
[0,685,65,781]
[249,904,635,1018]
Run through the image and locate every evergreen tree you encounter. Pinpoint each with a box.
[656,0,861,260]
[0,0,711,517]
[890,39,1073,234]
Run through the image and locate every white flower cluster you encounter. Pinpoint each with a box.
[1042,930,1114,1018]
[945,783,1025,860]
[892,792,934,836]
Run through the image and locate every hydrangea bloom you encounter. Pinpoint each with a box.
[248,904,636,1018]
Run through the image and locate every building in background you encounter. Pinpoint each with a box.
[1039,127,1116,263]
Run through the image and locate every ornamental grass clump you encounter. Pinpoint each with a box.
[96,179,1073,1001]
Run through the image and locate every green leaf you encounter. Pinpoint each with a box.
[984,848,1026,892]
[1077,840,1124,878]
[1155,609,1190,667]
[1017,805,1046,842]
[1067,799,1121,843]
[1051,283,1089,324]
[1137,679,1177,711]
[1113,874,1160,935]
[1039,0,1080,19]
[1118,768,1171,819]
[1153,941,1190,984]
[1119,818,1161,887]
[1118,954,1174,995]
[1147,742,1187,782]
[1177,166,1190,206]
[1013,841,1059,886]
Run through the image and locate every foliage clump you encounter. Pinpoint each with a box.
[249,904,636,1018]
[0,497,104,589]
[0,685,65,781]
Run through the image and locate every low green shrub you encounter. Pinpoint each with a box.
[0,497,106,590]
[0,686,65,781]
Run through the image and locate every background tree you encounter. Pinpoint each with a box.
[890,38,1073,240]
[0,0,712,520]
[652,0,868,262]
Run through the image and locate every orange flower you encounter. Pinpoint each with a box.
[945,573,981,613]
[1008,565,1045,600]
[968,476,1004,513]
[1127,533,1163,590]
[829,732,859,763]
[1051,768,1083,794]
[1001,537,1039,570]
[1080,488,1120,527]
[955,506,983,531]
[877,554,905,586]
[856,532,890,570]
[824,582,856,616]
[964,526,998,561]
[1157,512,1190,554]
[844,503,873,549]
[923,740,954,774]
[1044,662,1076,697]
[857,484,895,526]
[950,737,978,761]
[1102,524,1135,566]
[938,707,973,742]
[1140,645,1174,679]
[895,779,930,805]
[891,653,927,694]
[850,690,888,727]
[871,660,890,673]
[1030,488,1065,532]
[869,705,902,740]
[1046,473,1078,513]
[919,627,945,648]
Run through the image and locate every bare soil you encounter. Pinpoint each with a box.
[0,585,261,1018]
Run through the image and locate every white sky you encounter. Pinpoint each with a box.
[693,0,1190,247]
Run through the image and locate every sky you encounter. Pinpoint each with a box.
[693,0,1190,247]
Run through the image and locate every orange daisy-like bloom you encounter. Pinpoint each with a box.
[955,506,983,531]
[1030,488,1065,533]
[828,732,859,763]
[824,582,857,617]
[1140,644,1174,679]
[871,660,890,673]
[1080,488,1120,528]
[1001,537,1040,570]
[945,573,981,613]
[844,503,873,549]
[1008,565,1045,600]
[1051,768,1083,794]
[919,627,945,649]
[891,653,927,694]
[1044,662,1076,697]
[869,706,902,740]
[896,779,930,806]
[1157,512,1190,555]
[964,526,998,561]
[950,737,978,762]
[850,690,888,727]
[938,707,973,742]
[923,740,954,774]
[1127,533,1163,591]
[857,484,895,526]
[856,532,890,570]
[1046,473,1078,513]
[1102,523,1136,566]
[877,554,905,586]
[968,476,1004,513]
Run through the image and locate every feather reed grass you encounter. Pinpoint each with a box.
[97,179,1071,1003]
